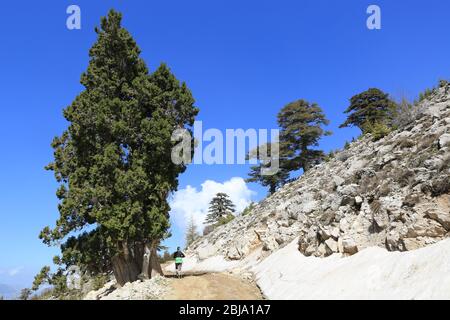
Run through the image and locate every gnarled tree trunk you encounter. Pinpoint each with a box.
[111,241,140,286]
[141,240,163,279]
[112,240,164,286]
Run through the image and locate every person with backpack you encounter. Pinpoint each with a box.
[173,247,186,278]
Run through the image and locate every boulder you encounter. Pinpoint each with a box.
[325,238,338,253]
[406,219,447,238]
[438,133,450,148]
[426,208,450,231]
[342,237,358,255]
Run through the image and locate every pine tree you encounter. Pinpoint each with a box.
[185,215,200,247]
[158,250,172,263]
[246,143,289,194]
[339,88,397,133]
[38,10,198,286]
[205,193,235,225]
[19,288,32,300]
[278,99,330,173]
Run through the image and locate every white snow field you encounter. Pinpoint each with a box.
[253,238,450,300]
[169,238,450,300]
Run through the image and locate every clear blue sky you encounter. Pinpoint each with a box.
[0,0,449,290]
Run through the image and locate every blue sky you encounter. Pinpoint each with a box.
[0,0,449,291]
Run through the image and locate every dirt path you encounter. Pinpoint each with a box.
[164,272,263,300]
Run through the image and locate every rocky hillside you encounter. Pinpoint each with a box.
[187,82,450,264]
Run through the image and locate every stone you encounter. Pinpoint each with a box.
[426,208,450,231]
[438,133,450,148]
[227,246,242,260]
[262,236,279,252]
[316,243,329,257]
[403,238,422,251]
[406,219,446,238]
[338,184,359,197]
[342,237,358,255]
[329,227,340,240]
[337,237,344,253]
[385,231,401,251]
[318,227,331,241]
[325,238,338,253]
[340,195,355,206]
[333,176,345,187]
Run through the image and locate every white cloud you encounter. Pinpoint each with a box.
[169,177,256,231]
[8,267,23,277]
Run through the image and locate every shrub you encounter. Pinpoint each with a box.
[217,214,235,226]
[92,274,108,291]
[396,137,415,149]
[241,202,255,216]
[362,122,391,141]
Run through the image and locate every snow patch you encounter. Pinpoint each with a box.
[253,238,450,300]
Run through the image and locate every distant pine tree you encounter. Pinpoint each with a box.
[185,215,200,247]
[19,288,32,300]
[246,143,289,195]
[159,250,172,263]
[339,88,397,133]
[278,99,331,173]
[205,193,235,225]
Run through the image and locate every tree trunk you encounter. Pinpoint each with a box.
[141,240,163,279]
[149,243,163,277]
[269,183,276,194]
[111,241,140,286]
[112,240,163,286]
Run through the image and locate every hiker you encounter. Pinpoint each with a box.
[173,247,186,278]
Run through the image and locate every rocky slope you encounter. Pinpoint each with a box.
[186,82,450,278]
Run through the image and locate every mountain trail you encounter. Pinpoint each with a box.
[164,272,263,300]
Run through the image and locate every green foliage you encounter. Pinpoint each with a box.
[159,250,173,263]
[32,265,73,299]
[19,288,32,300]
[418,88,434,103]
[32,266,51,291]
[205,193,235,225]
[362,121,391,141]
[340,88,397,133]
[185,215,200,247]
[216,214,235,226]
[241,202,255,216]
[247,100,330,193]
[344,141,350,149]
[246,143,289,194]
[92,274,108,291]
[415,80,448,104]
[278,99,331,173]
[39,10,198,283]
[324,150,339,162]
